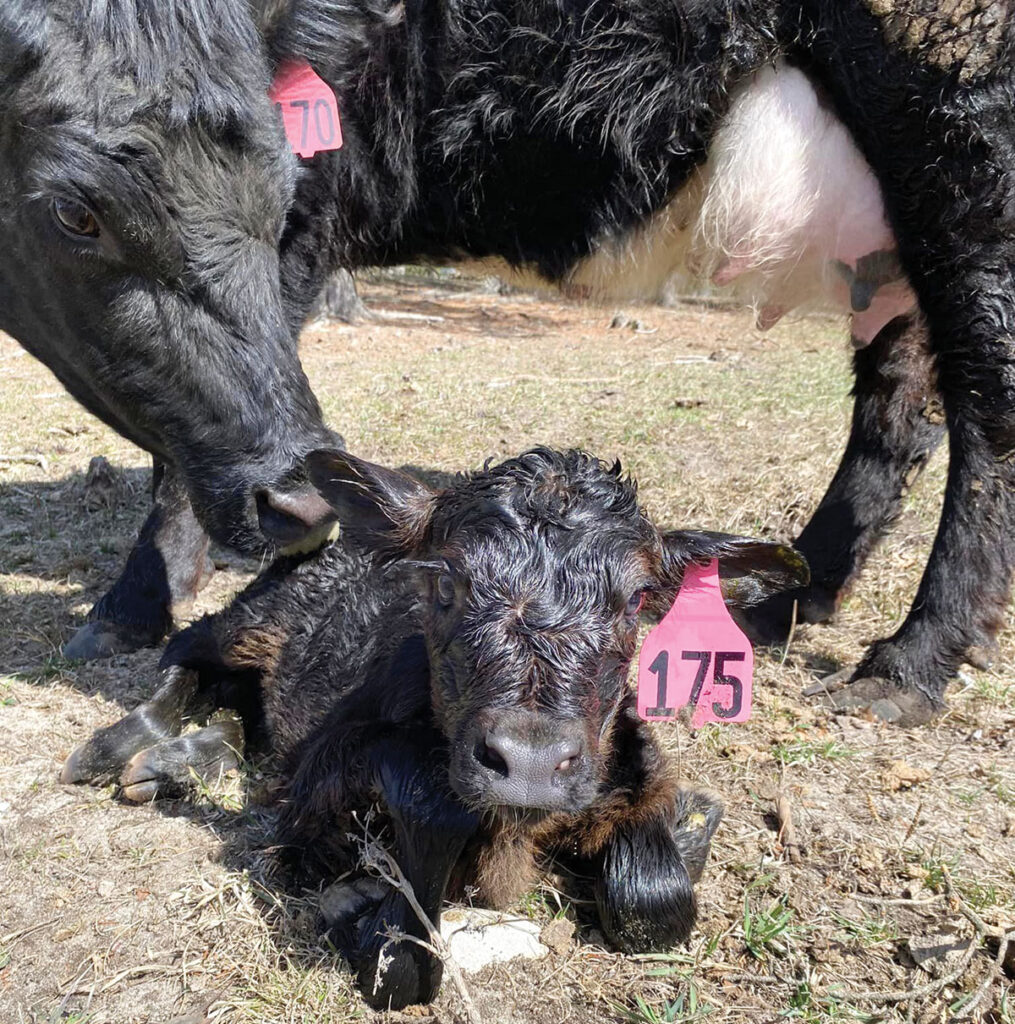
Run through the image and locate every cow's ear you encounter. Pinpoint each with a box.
[656,530,809,608]
[305,449,435,553]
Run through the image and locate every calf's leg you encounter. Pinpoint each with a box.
[64,461,212,660]
[278,723,478,1011]
[746,315,944,642]
[596,787,722,952]
[557,706,722,952]
[60,666,205,784]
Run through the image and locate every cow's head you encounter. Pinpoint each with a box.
[309,447,809,816]
[0,1,335,550]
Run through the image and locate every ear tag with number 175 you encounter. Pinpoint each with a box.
[636,559,753,727]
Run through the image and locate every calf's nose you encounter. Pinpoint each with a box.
[476,722,584,808]
[255,482,335,546]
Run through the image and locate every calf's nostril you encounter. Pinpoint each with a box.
[475,739,509,777]
[555,742,581,773]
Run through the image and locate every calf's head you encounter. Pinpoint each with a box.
[309,447,809,816]
[0,1,334,550]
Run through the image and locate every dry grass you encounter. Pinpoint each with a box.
[1,274,1012,1024]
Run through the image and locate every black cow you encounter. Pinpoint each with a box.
[5,2,1014,726]
[62,447,809,1010]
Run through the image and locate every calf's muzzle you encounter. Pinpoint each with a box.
[463,710,594,811]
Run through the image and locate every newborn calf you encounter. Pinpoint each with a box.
[63,447,807,1009]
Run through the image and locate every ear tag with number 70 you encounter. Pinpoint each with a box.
[269,60,343,158]
[637,559,753,727]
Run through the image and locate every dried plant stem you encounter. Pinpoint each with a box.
[775,794,802,864]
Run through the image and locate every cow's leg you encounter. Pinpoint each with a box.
[278,724,478,1011]
[832,330,1015,724]
[64,461,212,660]
[746,315,944,642]
[807,23,1015,725]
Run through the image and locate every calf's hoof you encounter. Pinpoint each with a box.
[319,877,388,949]
[62,703,184,785]
[118,716,244,802]
[63,619,163,661]
[357,945,441,1012]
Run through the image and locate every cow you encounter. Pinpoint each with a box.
[0,0,344,655]
[4,1,1013,727]
[61,446,810,1010]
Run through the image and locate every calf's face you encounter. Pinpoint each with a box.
[309,448,808,816]
[0,2,333,550]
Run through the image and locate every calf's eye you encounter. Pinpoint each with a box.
[626,590,646,617]
[436,572,456,606]
[51,198,100,239]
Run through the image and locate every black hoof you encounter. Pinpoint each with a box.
[319,877,388,950]
[358,945,438,1012]
[737,586,840,645]
[672,788,723,884]
[61,668,200,785]
[119,716,244,802]
[63,620,163,661]
[827,676,943,728]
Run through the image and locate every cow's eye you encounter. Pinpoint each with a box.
[51,198,100,239]
[625,590,646,617]
[436,572,456,606]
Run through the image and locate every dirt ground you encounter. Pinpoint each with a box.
[1,273,1012,1024]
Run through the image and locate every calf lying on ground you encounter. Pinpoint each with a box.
[63,447,808,1009]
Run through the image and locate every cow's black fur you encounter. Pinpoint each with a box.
[6,1,1014,724]
[63,446,808,1009]
[0,1,335,566]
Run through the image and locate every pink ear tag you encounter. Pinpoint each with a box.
[637,559,753,727]
[269,60,343,158]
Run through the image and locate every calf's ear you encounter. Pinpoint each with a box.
[305,449,435,552]
[658,530,809,608]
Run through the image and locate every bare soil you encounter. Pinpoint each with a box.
[1,274,1012,1024]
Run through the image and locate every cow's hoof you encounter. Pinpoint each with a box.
[118,717,244,802]
[63,620,159,661]
[823,675,943,728]
[737,586,839,645]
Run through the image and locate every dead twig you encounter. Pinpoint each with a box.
[954,928,1014,1020]
[0,917,60,946]
[779,598,798,668]
[825,866,1003,1011]
[901,799,924,845]
[775,795,802,864]
[0,453,48,470]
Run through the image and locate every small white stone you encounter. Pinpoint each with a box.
[439,907,549,974]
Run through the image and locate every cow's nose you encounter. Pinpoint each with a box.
[476,724,583,809]
[255,482,335,546]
